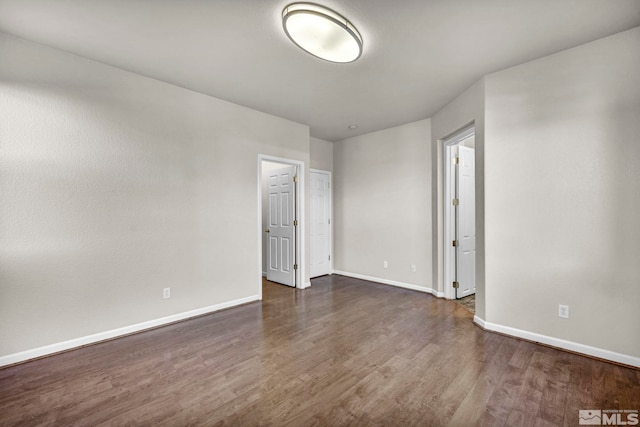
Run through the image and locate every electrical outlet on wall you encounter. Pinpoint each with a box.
[410,264,416,273]
[383,261,388,268]
[163,288,171,299]
[558,304,569,319]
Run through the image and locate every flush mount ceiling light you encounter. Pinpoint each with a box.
[282,3,363,63]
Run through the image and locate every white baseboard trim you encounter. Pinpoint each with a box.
[301,281,311,289]
[473,315,486,328]
[0,294,261,368]
[332,270,436,295]
[474,316,640,368]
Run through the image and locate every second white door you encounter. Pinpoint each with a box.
[310,171,331,278]
[266,165,296,287]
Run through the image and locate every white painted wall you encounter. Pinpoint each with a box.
[0,34,310,359]
[310,137,333,172]
[484,28,640,358]
[2,25,637,366]
[333,119,433,292]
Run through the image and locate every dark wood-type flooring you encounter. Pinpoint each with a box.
[1,275,638,426]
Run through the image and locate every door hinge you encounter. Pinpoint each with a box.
[293,219,298,227]
[328,218,331,224]
[328,255,331,261]
[454,157,459,164]
[294,264,298,270]
[452,281,459,289]
[452,198,459,206]
[293,175,298,183]
[452,240,458,247]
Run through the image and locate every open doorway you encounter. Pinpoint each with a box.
[258,155,305,291]
[443,127,476,306]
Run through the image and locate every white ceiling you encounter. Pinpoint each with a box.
[0,0,638,141]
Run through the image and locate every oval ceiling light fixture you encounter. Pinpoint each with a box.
[282,3,363,63]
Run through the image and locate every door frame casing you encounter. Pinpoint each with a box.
[258,154,306,297]
[309,168,332,277]
[443,126,475,300]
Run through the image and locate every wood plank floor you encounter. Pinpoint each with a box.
[1,275,638,426]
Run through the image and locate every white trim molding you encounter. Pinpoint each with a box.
[432,289,445,298]
[0,294,260,368]
[473,315,486,328]
[474,316,640,368]
[333,270,442,296]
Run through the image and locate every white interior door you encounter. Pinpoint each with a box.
[310,171,331,278]
[456,145,476,298]
[266,165,296,287]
